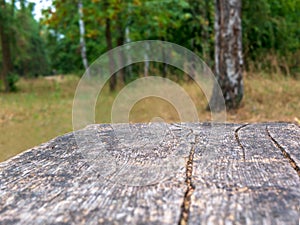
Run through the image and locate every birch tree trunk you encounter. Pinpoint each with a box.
[78,0,89,72]
[125,26,133,79]
[161,38,168,78]
[144,42,150,77]
[212,0,243,109]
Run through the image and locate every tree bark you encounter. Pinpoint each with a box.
[78,0,89,72]
[161,38,168,78]
[211,0,243,110]
[105,18,117,91]
[125,26,132,80]
[116,16,126,83]
[144,42,150,77]
[0,0,13,92]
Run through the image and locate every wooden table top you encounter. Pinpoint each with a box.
[0,122,299,224]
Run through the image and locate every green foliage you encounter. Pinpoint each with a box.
[14,23,50,77]
[6,73,19,92]
[0,1,50,80]
[16,0,299,78]
[242,0,300,76]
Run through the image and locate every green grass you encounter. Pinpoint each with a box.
[0,74,299,162]
[0,76,77,161]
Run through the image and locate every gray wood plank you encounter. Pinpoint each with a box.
[189,123,300,225]
[0,124,191,225]
[266,123,300,175]
[0,123,299,225]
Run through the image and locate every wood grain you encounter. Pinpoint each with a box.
[0,123,299,225]
[267,123,300,176]
[189,123,300,225]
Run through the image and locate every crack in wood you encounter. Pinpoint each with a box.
[234,124,249,162]
[266,126,300,178]
[178,133,198,225]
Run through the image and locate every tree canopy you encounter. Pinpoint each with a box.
[0,0,299,91]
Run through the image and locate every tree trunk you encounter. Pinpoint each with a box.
[161,38,168,78]
[205,0,214,66]
[125,26,132,80]
[0,0,13,92]
[105,18,117,91]
[211,0,243,110]
[78,0,89,72]
[116,16,126,83]
[144,42,150,77]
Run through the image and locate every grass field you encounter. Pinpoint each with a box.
[0,73,299,162]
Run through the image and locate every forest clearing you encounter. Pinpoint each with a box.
[0,73,299,161]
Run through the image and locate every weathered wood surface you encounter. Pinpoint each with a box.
[0,123,299,225]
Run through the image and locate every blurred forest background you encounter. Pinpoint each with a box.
[0,0,299,160]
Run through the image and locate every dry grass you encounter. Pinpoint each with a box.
[0,73,299,161]
[0,76,77,161]
[233,73,300,123]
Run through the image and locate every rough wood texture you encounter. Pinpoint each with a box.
[189,123,300,225]
[0,123,299,225]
